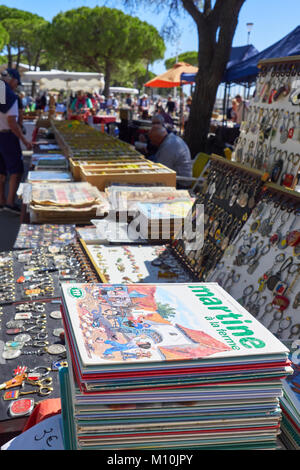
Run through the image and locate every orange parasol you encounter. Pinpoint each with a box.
[145,62,198,88]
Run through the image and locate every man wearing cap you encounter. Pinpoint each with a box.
[0,68,32,214]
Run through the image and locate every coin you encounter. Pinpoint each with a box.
[50,310,62,319]
[47,344,66,355]
[2,349,22,360]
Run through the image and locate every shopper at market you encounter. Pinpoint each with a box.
[106,94,118,114]
[166,95,176,115]
[227,98,238,122]
[148,125,192,187]
[235,94,249,125]
[138,94,150,118]
[0,69,32,214]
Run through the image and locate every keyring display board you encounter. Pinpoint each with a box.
[232,55,300,190]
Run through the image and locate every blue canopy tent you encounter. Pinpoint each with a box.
[224,25,300,84]
[180,44,259,83]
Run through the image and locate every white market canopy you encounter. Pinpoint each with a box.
[109,87,139,95]
[21,70,138,94]
[22,70,105,92]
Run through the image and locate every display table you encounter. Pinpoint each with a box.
[92,115,116,124]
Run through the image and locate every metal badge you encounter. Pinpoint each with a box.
[9,398,34,417]
[2,349,22,360]
[47,344,66,355]
[50,310,62,319]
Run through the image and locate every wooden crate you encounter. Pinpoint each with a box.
[70,156,147,181]
[80,165,176,190]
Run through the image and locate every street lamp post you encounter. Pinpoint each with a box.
[246,22,254,45]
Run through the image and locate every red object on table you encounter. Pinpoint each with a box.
[93,115,116,124]
[22,398,61,432]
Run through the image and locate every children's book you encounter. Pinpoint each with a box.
[60,283,290,372]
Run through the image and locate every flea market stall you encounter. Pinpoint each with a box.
[1,55,300,449]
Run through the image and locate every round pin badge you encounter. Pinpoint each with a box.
[47,344,66,355]
[50,310,62,319]
[9,398,34,418]
[2,349,22,360]
[53,328,65,337]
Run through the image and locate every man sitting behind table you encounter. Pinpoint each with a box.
[148,125,192,188]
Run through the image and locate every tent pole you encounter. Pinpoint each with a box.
[179,82,183,137]
[223,83,228,126]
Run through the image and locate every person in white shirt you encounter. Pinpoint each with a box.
[0,69,32,214]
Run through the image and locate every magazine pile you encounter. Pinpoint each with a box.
[280,342,300,449]
[59,282,292,450]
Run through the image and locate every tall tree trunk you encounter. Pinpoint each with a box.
[16,47,22,69]
[182,0,246,157]
[103,60,112,98]
[7,45,12,68]
[184,70,220,157]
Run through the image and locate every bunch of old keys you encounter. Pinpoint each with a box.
[208,190,300,340]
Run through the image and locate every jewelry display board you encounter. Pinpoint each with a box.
[233,56,300,190]
[0,300,66,431]
[207,185,300,341]
[13,224,77,250]
[80,241,195,284]
[0,238,101,428]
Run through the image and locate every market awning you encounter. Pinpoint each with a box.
[224,26,300,83]
[145,62,198,88]
[22,70,104,82]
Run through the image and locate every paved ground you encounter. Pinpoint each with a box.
[0,122,35,253]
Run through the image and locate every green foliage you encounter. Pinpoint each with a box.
[0,6,49,69]
[0,23,9,52]
[46,6,165,94]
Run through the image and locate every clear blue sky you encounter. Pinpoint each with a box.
[2,0,300,74]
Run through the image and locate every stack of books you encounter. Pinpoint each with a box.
[279,343,300,449]
[59,282,292,450]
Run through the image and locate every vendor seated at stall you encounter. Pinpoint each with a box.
[70,90,93,115]
[148,125,192,188]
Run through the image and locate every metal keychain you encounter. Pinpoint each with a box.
[267,310,283,332]
[275,317,292,338]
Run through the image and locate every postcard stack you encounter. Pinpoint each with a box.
[59,282,292,450]
[279,343,300,449]
[136,200,194,241]
[28,182,109,223]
